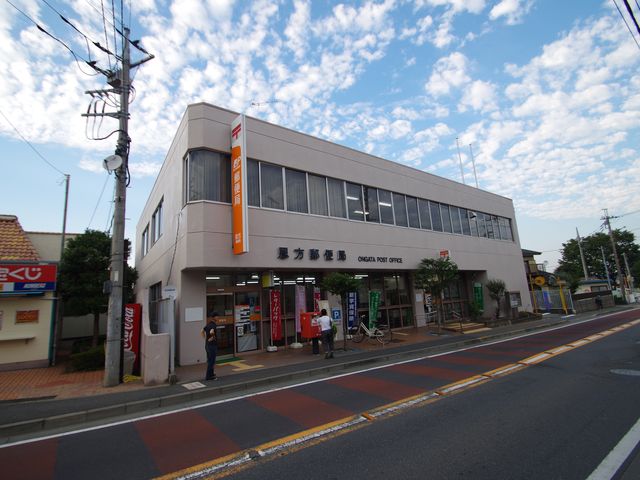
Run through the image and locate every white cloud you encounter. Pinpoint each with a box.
[284,0,310,61]
[425,52,470,96]
[489,0,533,25]
[459,80,498,112]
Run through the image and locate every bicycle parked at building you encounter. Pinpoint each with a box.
[350,316,392,345]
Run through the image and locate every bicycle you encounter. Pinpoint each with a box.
[350,318,392,345]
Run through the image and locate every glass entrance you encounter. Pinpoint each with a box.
[235,291,261,352]
[207,293,234,357]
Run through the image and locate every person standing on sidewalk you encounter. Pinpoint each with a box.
[202,314,218,380]
[318,309,334,359]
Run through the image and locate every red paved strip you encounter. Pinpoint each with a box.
[249,389,353,429]
[0,438,57,480]
[467,347,537,357]
[134,410,240,475]
[389,363,472,381]
[328,374,425,401]
[437,355,509,368]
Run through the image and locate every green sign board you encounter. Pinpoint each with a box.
[473,282,484,312]
[368,290,381,329]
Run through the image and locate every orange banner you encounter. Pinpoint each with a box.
[231,115,249,254]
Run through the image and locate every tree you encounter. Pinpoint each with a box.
[59,230,137,347]
[320,272,361,351]
[555,229,640,288]
[415,257,459,332]
[485,278,506,320]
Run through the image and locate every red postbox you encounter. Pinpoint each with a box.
[300,311,320,339]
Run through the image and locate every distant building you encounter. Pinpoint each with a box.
[0,215,58,369]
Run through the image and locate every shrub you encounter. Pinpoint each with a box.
[69,345,105,371]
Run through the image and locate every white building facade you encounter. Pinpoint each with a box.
[135,103,531,369]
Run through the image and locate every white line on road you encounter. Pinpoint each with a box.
[586,416,640,480]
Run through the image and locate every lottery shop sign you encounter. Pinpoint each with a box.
[0,264,57,294]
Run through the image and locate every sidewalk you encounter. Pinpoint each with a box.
[3,310,622,442]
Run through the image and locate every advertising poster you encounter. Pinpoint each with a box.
[368,291,380,329]
[270,290,282,341]
[313,287,321,313]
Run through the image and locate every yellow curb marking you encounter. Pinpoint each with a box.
[483,364,523,377]
[518,352,552,365]
[546,345,573,355]
[435,375,487,395]
[220,360,264,371]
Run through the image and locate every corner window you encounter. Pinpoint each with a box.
[185,150,231,203]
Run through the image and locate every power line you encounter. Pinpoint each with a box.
[622,0,640,36]
[40,0,118,60]
[87,173,111,229]
[612,0,640,50]
[5,0,108,76]
[0,107,67,176]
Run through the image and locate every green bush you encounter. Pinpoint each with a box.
[69,345,105,371]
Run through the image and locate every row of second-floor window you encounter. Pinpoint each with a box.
[141,198,164,257]
[182,149,514,242]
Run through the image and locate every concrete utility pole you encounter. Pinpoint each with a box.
[601,246,612,290]
[576,228,589,280]
[103,27,132,387]
[623,252,635,292]
[82,26,153,386]
[602,209,626,303]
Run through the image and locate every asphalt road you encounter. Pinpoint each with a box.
[225,317,640,480]
[2,311,638,480]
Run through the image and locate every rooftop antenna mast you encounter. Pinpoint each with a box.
[456,137,466,185]
[468,143,479,188]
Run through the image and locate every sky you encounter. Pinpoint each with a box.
[1,0,639,271]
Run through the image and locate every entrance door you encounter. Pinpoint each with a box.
[235,291,261,352]
[207,293,234,357]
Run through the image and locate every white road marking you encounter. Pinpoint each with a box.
[586,416,640,480]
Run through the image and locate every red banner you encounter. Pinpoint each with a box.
[270,290,282,341]
[124,303,142,375]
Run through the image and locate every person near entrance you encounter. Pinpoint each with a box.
[318,309,334,359]
[202,313,218,380]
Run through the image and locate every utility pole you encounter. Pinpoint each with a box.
[51,174,70,366]
[623,252,635,292]
[602,209,626,303]
[82,26,153,386]
[103,27,131,387]
[601,246,612,290]
[576,228,589,280]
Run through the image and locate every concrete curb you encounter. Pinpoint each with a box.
[0,318,568,442]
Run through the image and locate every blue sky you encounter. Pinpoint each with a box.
[1,0,639,271]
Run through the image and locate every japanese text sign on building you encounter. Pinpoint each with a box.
[0,264,57,294]
[231,114,249,255]
[277,247,346,262]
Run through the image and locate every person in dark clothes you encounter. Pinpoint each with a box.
[202,314,218,380]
